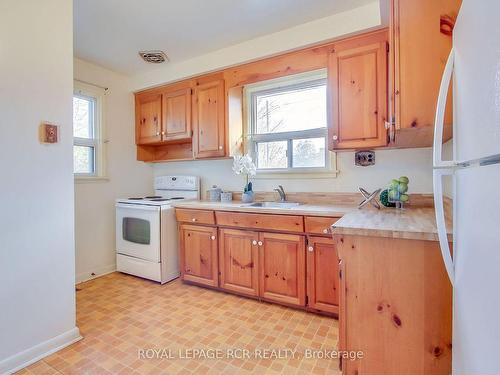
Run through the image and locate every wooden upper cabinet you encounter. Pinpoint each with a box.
[328,30,388,150]
[219,228,259,297]
[258,232,306,307]
[179,224,218,287]
[192,79,225,158]
[162,87,192,141]
[306,236,339,314]
[136,93,162,145]
[391,0,461,147]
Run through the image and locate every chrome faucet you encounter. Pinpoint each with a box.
[274,185,286,202]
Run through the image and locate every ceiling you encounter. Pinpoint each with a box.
[74,0,375,75]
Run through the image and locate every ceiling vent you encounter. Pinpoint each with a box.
[139,50,168,64]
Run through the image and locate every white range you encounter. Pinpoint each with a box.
[115,175,200,284]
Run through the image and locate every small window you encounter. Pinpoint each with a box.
[245,70,333,175]
[73,82,106,179]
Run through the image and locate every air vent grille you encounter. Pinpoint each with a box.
[139,50,168,64]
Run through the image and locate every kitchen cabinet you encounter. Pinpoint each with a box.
[390,0,461,147]
[259,232,306,306]
[179,224,218,287]
[162,87,192,141]
[135,93,162,145]
[336,234,452,374]
[306,236,339,314]
[192,79,225,158]
[328,30,388,150]
[219,228,259,297]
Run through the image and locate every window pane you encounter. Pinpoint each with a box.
[255,84,326,135]
[73,145,95,174]
[257,141,288,169]
[292,137,326,168]
[73,96,94,138]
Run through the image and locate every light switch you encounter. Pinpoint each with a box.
[39,122,58,143]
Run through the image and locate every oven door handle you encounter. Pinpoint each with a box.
[116,203,161,211]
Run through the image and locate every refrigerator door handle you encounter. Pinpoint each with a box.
[433,168,455,285]
[433,49,456,169]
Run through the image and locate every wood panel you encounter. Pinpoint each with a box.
[391,0,461,146]
[162,87,191,141]
[135,93,162,145]
[175,209,215,225]
[306,236,339,314]
[329,30,388,150]
[216,211,304,233]
[336,235,452,374]
[179,224,218,287]
[219,228,259,297]
[304,216,340,235]
[259,232,306,306]
[193,79,225,158]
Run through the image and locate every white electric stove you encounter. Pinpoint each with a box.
[115,175,199,283]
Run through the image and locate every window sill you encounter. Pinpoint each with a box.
[253,170,339,180]
[74,176,109,184]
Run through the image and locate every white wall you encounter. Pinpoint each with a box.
[131,2,382,91]
[74,59,153,283]
[154,148,434,195]
[0,0,81,373]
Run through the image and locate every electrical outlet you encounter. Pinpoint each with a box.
[355,150,375,166]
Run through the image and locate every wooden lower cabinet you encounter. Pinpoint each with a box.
[259,232,306,306]
[336,235,452,375]
[306,236,339,314]
[179,224,218,287]
[218,228,259,297]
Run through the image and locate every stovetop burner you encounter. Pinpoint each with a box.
[149,198,170,202]
[145,196,162,199]
[169,197,184,200]
[128,197,144,200]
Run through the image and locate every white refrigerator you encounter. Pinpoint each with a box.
[433,0,500,374]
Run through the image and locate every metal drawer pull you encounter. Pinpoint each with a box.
[308,246,314,252]
[191,218,197,222]
[323,228,328,234]
[211,235,216,240]
[252,240,257,245]
[258,241,263,246]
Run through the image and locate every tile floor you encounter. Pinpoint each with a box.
[16,273,340,374]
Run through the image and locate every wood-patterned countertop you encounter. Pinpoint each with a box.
[331,206,453,242]
[171,200,355,217]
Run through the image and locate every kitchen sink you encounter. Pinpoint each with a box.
[248,201,301,209]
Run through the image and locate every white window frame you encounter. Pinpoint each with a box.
[243,69,337,179]
[73,81,107,181]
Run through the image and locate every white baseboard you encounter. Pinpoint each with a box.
[0,327,82,375]
[76,263,116,284]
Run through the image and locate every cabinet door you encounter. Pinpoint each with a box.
[307,236,339,314]
[136,93,162,144]
[328,32,388,150]
[219,228,259,297]
[162,88,192,141]
[258,232,306,306]
[179,224,218,287]
[392,0,459,134]
[192,80,225,158]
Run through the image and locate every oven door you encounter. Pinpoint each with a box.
[116,203,161,262]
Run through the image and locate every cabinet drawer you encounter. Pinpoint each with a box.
[175,209,215,225]
[305,216,340,235]
[216,211,304,233]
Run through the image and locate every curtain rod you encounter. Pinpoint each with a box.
[74,79,109,91]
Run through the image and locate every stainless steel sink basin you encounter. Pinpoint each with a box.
[249,201,301,209]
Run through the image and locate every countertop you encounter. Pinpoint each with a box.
[172,200,452,242]
[171,200,355,217]
[331,206,452,242]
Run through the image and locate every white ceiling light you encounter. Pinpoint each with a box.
[139,50,169,64]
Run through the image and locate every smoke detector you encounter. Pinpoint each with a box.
[139,50,169,64]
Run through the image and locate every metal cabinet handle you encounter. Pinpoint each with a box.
[322,228,329,234]
[252,240,257,245]
[308,246,314,252]
[211,235,216,241]
[191,218,197,222]
[218,145,223,150]
[332,135,338,141]
[258,241,263,246]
